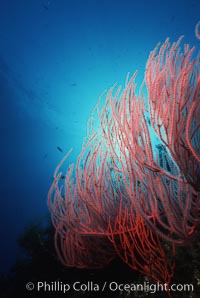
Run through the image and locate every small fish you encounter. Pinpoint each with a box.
[57,146,63,153]
[43,4,49,10]
[146,117,151,125]
[43,0,50,10]
[70,82,77,87]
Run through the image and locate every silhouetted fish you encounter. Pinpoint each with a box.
[43,0,50,10]
[57,146,63,153]
[43,4,49,10]
[70,82,77,87]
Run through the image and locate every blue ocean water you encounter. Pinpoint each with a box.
[0,0,199,275]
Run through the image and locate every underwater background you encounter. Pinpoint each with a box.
[0,0,200,297]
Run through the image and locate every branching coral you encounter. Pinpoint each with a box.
[48,37,200,296]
